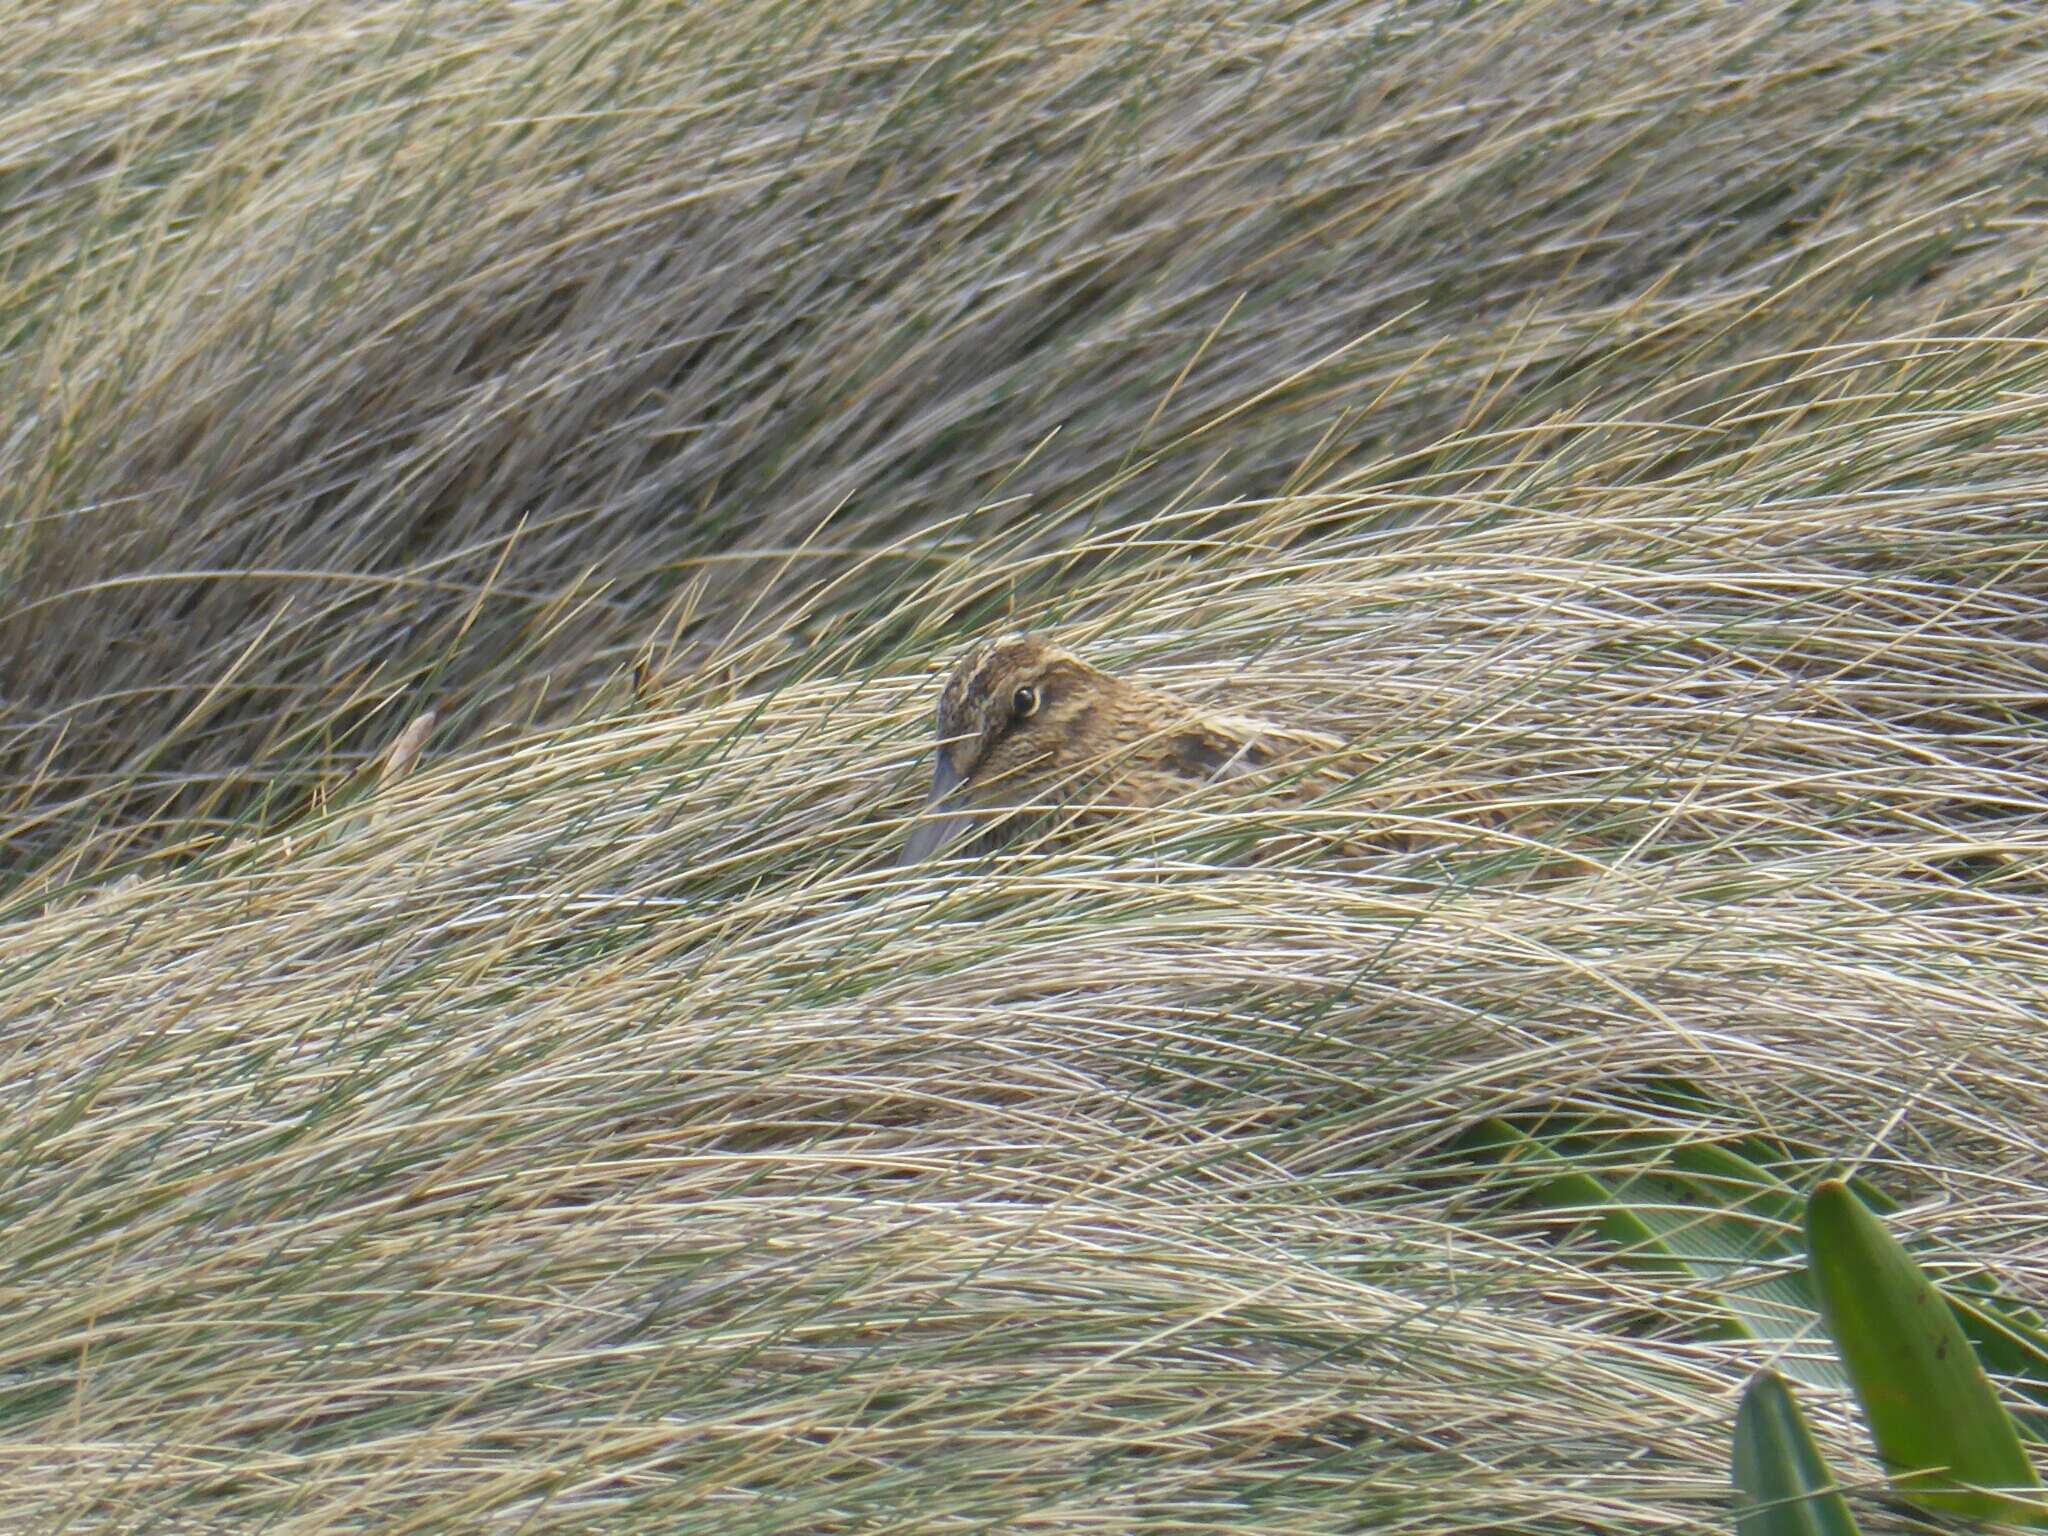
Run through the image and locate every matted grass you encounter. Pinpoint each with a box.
[3,1,2047,1531]
[5,0,2046,869]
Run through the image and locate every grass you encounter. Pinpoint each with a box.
[3,0,2047,1530]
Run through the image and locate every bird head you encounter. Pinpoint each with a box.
[901,632,1112,863]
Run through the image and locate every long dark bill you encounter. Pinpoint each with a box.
[900,753,974,865]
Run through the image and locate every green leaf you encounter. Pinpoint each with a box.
[1454,1117,1841,1381]
[1805,1179,2047,1524]
[1949,1293,2048,1444]
[1733,1370,1861,1536]
[1455,1118,1668,1262]
[1458,1100,2048,1431]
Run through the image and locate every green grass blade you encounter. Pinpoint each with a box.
[1805,1179,2047,1524]
[1733,1370,1861,1536]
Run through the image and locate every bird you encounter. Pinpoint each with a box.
[900,631,1533,867]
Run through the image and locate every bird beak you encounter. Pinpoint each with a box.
[901,754,972,865]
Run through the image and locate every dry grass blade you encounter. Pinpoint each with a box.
[4,0,2047,868]
[3,2,2048,1532]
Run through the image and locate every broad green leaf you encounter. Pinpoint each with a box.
[1455,1119,1668,1264]
[1733,1370,1861,1536]
[1949,1294,2048,1443]
[1805,1179,2046,1524]
[1456,1117,1840,1382]
[1459,1100,2048,1432]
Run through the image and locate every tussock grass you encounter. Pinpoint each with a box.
[6,0,2047,868]
[4,0,2048,1531]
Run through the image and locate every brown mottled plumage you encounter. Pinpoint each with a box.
[900,632,1374,864]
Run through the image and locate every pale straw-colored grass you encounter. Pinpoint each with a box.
[8,382,2047,1526]
[5,0,2045,868]
[4,1,2048,1531]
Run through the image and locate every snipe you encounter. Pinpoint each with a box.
[901,631,1454,864]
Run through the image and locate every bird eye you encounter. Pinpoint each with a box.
[1011,685,1039,718]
